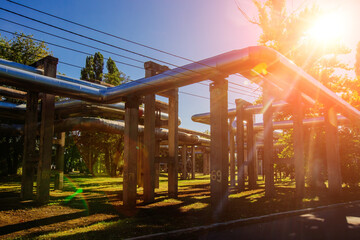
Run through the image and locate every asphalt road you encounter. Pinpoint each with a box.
[198,202,360,240]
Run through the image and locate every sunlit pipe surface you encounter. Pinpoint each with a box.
[1,46,360,121]
[231,115,349,132]
[192,100,290,124]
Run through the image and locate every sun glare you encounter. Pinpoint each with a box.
[307,11,349,43]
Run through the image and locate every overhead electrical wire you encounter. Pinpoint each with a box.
[0,18,260,97]
[0,29,258,103]
[7,0,260,92]
[0,27,259,98]
[1,3,260,92]
[0,28,143,69]
[0,9,261,100]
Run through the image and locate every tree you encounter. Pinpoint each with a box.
[0,33,50,176]
[80,56,95,82]
[104,57,128,85]
[243,0,359,186]
[0,33,50,65]
[78,53,128,176]
[80,52,104,83]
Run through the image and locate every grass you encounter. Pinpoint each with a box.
[1,173,360,239]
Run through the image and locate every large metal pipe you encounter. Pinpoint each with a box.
[0,117,209,145]
[1,46,360,121]
[192,100,290,124]
[0,100,178,124]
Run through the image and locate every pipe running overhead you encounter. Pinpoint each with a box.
[0,100,178,124]
[1,46,360,121]
[0,117,209,145]
[192,100,290,124]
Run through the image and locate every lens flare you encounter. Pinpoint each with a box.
[63,176,89,214]
[307,11,349,43]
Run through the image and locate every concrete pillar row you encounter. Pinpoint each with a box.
[21,91,39,200]
[235,99,246,192]
[263,81,275,197]
[325,105,342,196]
[35,56,58,203]
[229,117,236,187]
[293,92,305,197]
[209,78,229,215]
[54,132,65,190]
[123,96,139,209]
[168,89,179,198]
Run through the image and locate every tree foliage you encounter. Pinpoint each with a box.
[0,33,50,65]
[104,57,128,85]
[246,0,360,186]
[77,52,128,176]
[0,33,50,176]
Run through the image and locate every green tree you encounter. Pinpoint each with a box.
[93,52,104,82]
[244,0,359,186]
[80,56,95,82]
[0,33,50,176]
[0,33,50,65]
[104,57,128,85]
[80,52,104,83]
[78,53,128,176]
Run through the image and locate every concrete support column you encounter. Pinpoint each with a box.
[325,105,342,196]
[293,93,305,197]
[210,79,228,213]
[123,96,139,209]
[36,56,58,203]
[191,145,196,179]
[203,151,209,175]
[263,82,274,197]
[235,99,246,191]
[181,145,187,180]
[143,93,156,203]
[155,109,161,189]
[54,132,65,190]
[137,136,144,187]
[246,114,257,189]
[21,91,39,200]
[168,89,179,198]
[229,117,236,187]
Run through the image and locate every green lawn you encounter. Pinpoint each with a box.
[1,174,360,239]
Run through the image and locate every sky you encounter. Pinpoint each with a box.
[1,0,360,132]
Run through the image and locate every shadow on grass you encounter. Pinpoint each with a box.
[0,210,88,235]
[3,175,360,239]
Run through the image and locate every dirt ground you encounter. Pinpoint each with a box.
[1,174,360,239]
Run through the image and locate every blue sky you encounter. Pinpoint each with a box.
[1,0,359,132]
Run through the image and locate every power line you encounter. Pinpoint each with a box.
[0,17,145,65]
[0,28,259,100]
[0,17,259,96]
[0,28,143,69]
[0,30,257,104]
[58,59,259,98]
[1,5,260,93]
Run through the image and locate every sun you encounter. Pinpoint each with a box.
[307,11,349,43]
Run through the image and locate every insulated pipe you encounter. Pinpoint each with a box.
[192,100,289,124]
[251,115,350,132]
[54,100,173,122]
[1,46,360,121]
[228,115,350,133]
[0,100,181,124]
[0,58,106,90]
[0,117,209,145]
[0,86,26,99]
